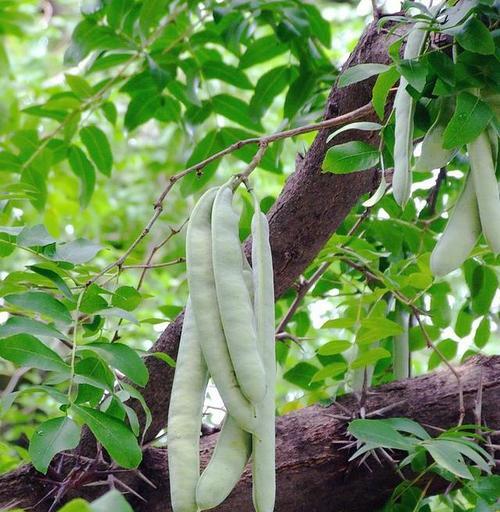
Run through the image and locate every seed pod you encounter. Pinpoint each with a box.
[212,185,266,404]
[430,172,481,276]
[468,130,500,254]
[167,302,208,512]
[393,310,409,380]
[415,97,456,172]
[251,195,276,512]
[196,414,252,510]
[393,23,430,206]
[186,187,257,433]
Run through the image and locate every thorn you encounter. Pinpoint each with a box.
[113,476,147,503]
[365,400,407,418]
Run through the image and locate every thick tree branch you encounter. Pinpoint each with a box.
[2,356,499,511]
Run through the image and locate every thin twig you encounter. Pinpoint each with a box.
[121,258,185,270]
[88,103,374,286]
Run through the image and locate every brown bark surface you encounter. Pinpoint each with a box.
[1,355,498,511]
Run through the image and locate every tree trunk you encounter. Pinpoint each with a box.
[1,355,498,511]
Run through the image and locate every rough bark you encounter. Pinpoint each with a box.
[2,355,498,511]
[133,19,400,444]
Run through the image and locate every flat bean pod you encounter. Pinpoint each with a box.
[212,186,266,404]
[167,301,208,512]
[196,414,252,510]
[430,171,481,276]
[251,196,276,512]
[393,24,429,206]
[186,187,257,433]
[415,98,456,172]
[468,131,500,254]
[393,310,409,380]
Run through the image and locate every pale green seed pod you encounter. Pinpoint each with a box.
[167,301,208,512]
[251,196,276,512]
[212,186,266,404]
[468,131,500,254]
[186,187,257,433]
[430,172,481,276]
[393,310,409,380]
[415,98,456,172]
[393,24,430,206]
[195,247,256,511]
[195,414,252,510]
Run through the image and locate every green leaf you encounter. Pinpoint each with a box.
[398,58,427,92]
[323,141,379,174]
[58,499,92,512]
[71,405,142,468]
[0,317,68,341]
[80,342,148,386]
[102,101,118,125]
[384,417,430,440]
[470,266,498,316]
[455,306,473,337]
[64,19,132,66]
[455,17,495,55]
[240,36,288,69]
[283,71,317,120]
[29,265,73,300]
[68,146,96,208]
[50,238,103,264]
[338,63,390,88]
[474,316,490,349]
[17,225,56,247]
[326,122,382,144]
[310,362,347,382]
[107,0,132,30]
[303,4,331,47]
[372,66,399,119]
[0,334,69,372]
[29,416,81,474]
[250,66,290,119]
[351,347,391,368]
[442,92,493,149]
[317,340,352,355]
[5,292,72,324]
[99,308,139,325]
[75,357,113,406]
[80,125,113,177]
[283,362,322,390]
[91,490,133,512]
[65,74,93,99]
[111,286,141,311]
[423,439,473,479]
[348,419,416,451]
[212,94,262,132]
[124,94,161,131]
[150,351,176,367]
[428,339,458,370]
[321,318,355,329]
[202,61,253,89]
[121,382,153,440]
[356,318,404,345]
[139,0,168,35]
